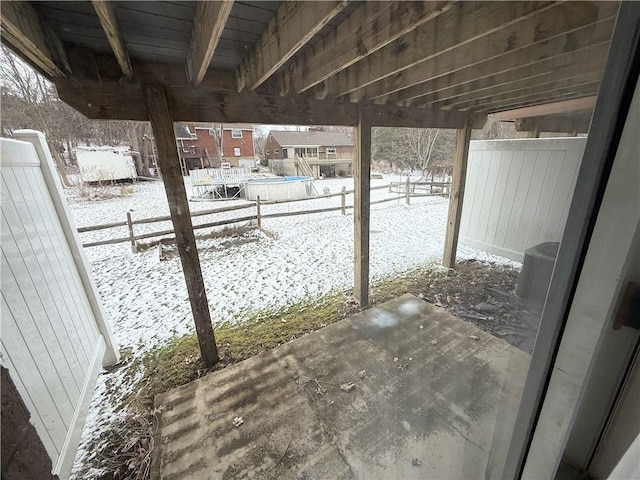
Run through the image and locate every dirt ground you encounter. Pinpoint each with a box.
[408,260,540,353]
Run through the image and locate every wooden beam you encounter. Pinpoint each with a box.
[354,108,371,306]
[282,1,453,94]
[236,1,348,92]
[187,1,233,86]
[144,84,219,368]
[385,15,615,106]
[442,119,472,269]
[332,1,615,102]
[91,1,132,78]
[515,113,592,134]
[493,96,598,121]
[0,0,72,78]
[53,76,487,128]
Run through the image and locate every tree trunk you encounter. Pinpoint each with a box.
[50,142,71,187]
[65,138,76,166]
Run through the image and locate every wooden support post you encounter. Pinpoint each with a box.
[405,175,411,205]
[341,186,346,215]
[442,119,472,269]
[144,85,219,367]
[256,195,262,230]
[126,211,136,253]
[354,109,371,306]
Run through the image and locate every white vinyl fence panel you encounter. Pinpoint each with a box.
[1,131,119,479]
[460,138,586,262]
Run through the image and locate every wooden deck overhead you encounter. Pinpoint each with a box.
[0,1,620,368]
[1,1,617,128]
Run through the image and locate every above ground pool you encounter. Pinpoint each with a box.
[244,176,314,201]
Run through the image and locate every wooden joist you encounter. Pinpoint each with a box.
[236,0,348,92]
[188,1,234,86]
[473,82,601,114]
[332,1,614,102]
[442,119,472,269]
[144,84,219,368]
[354,108,371,307]
[0,0,71,77]
[283,1,454,94]
[448,72,603,112]
[91,1,132,78]
[360,1,614,103]
[493,96,597,121]
[53,76,487,128]
[319,1,566,99]
[406,40,611,109]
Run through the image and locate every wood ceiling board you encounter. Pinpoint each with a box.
[126,43,188,59]
[113,1,196,22]
[120,32,189,53]
[34,5,103,29]
[229,2,277,24]
[113,7,194,33]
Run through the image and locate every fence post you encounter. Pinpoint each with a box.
[341,186,346,215]
[406,176,411,205]
[126,211,137,253]
[256,195,262,230]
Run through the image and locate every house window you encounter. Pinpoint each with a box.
[326,147,337,154]
[274,148,280,154]
[266,149,270,156]
[234,147,241,156]
[231,129,243,138]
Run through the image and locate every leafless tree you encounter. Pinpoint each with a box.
[253,126,267,164]
[0,46,80,185]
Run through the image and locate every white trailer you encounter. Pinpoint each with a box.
[76,149,138,183]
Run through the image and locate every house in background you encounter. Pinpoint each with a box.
[219,124,256,168]
[174,123,207,173]
[265,130,353,178]
[173,123,256,174]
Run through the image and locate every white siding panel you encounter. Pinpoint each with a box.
[460,138,586,262]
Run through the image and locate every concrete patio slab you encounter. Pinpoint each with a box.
[152,294,530,479]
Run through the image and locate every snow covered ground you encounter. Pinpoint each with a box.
[68,174,518,477]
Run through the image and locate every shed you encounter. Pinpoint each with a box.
[76,148,138,183]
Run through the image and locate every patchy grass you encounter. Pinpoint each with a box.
[90,260,521,480]
[126,260,519,412]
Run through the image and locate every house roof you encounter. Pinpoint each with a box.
[174,123,195,139]
[269,130,352,147]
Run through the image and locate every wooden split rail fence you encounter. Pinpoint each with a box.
[77,181,450,252]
